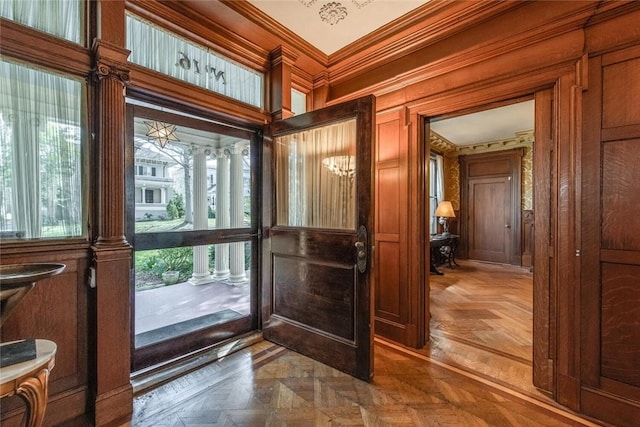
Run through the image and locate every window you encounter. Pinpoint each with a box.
[145,189,154,204]
[0,0,84,44]
[429,153,444,235]
[0,59,85,239]
[126,14,264,108]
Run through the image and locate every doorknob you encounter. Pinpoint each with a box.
[505,224,511,228]
[355,225,368,273]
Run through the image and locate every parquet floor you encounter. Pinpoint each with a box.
[132,260,603,426]
[422,260,542,397]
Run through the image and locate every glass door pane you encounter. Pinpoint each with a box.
[128,103,258,370]
[275,118,356,230]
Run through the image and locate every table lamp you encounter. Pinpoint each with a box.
[435,201,455,236]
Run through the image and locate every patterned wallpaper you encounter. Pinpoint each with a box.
[434,130,534,212]
[521,146,533,210]
[444,155,460,211]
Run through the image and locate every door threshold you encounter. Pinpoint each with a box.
[131,331,263,395]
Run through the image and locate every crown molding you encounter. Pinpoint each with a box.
[327,1,598,103]
[218,0,328,68]
[328,0,516,79]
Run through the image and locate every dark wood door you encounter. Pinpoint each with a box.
[262,96,375,381]
[468,176,511,263]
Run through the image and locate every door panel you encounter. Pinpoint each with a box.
[581,48,640,425]
[468,176,511,262]
[263,95,375,381]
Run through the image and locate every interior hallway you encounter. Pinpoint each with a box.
[132,261,605,426]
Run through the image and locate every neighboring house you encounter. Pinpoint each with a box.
[134,144,176,220]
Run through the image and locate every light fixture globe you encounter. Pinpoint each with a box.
[144,120,180,148]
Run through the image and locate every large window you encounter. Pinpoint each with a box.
[0,59,85,239]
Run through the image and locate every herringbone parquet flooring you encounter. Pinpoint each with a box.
[133,340,598,426]
[422,260,542,397]
[132,260,603,426]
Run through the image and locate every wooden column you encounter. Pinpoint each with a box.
[270,46,297,120]
[91,1,133,424]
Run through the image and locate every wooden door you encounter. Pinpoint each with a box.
[262,96,375,381]
[580,47,640,426]
[460,149,522,265]
[468,176,511,262]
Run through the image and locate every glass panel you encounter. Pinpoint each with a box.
[134,242,251,348]
[275,119,356,230]
[0,0,83,44]
[0,59,84,239]
[291,89,307,116]
[126,14,264,108]
[133,117,251,232]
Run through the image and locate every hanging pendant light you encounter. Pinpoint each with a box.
[144,120,180,148]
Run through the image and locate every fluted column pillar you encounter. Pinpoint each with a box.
[214,148,230,279]
[91,34,133,426]
[229,143,248,284]
[190,147,213,285]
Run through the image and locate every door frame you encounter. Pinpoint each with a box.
[404,66,580,404]
[125,102,262,372]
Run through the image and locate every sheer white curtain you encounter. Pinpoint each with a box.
[126,14,264,108]
[429,153,445,234]
[0,0,82,44]
[0,59,83,238]
[276,119,356,229]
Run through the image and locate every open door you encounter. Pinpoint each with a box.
[262,95,375,381]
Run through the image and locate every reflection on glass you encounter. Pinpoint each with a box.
[275,119,356,230]
[134,242,251,348]
[133,116,251,233]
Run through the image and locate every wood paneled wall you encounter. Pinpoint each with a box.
[0,244,90,426]
[581,42,640,426]
[374,109,416,345]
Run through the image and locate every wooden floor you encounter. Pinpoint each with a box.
[133,260,604,426]
[424,260,541,397]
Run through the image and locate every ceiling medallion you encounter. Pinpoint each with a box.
[319,2,348,25]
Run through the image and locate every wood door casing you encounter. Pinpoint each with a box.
[532,88,556,393]
[460,149,523,266]
[467,176,511,263]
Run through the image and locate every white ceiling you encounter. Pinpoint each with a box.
[430,100,535,146]
[247,0,429,55]
[245,1,534,142]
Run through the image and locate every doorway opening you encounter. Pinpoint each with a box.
[424,99,546,397]
[126,100,261,372]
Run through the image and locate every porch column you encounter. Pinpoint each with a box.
[229,142,248,284]
[214,148,230,279]
[189,147,213,285]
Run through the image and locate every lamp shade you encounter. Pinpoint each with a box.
[435,201,455,218]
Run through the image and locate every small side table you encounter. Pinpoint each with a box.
[0,339,57,427]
